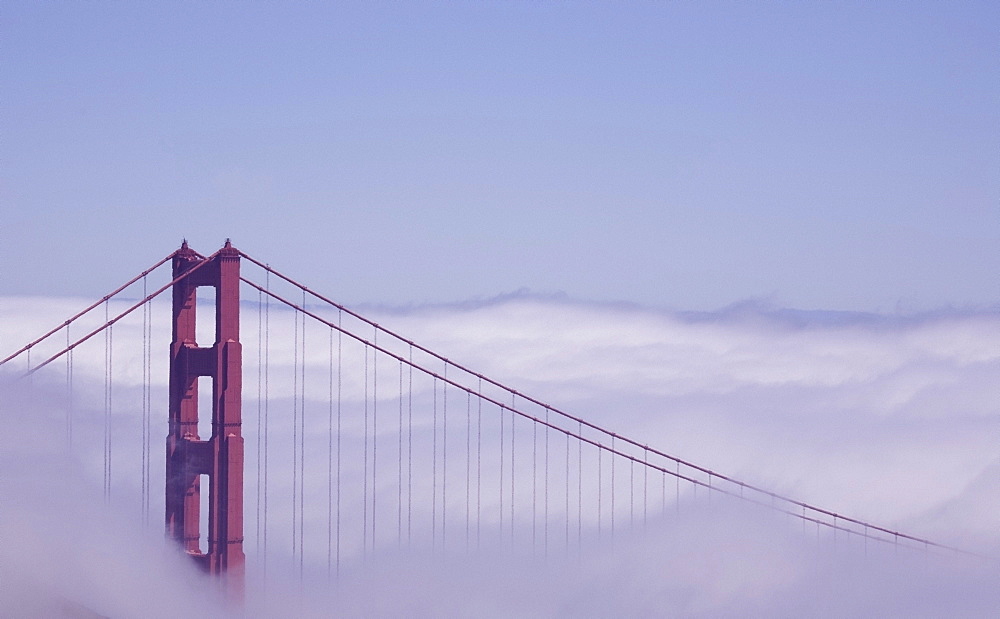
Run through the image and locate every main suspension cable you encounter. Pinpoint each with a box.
[238,269,979,557]
[22,251,221,376]
[0,252,174,367]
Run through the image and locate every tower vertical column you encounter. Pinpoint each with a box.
[166,240,245,600]
[209,241,245,590]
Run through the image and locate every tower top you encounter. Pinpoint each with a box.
[220,238,238,257]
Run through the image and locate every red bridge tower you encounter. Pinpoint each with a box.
[166,240,245,599]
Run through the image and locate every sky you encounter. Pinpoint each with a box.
[2,1,998,312]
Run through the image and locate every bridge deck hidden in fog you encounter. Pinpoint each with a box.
[1,241,973,604]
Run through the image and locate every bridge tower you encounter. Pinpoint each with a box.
[165,240,245,599]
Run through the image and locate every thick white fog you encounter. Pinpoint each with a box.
[1,295,997,616]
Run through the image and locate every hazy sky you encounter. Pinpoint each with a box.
[3,1,997,311]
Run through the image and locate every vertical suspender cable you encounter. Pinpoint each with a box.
[441,365,447,551]
[145,280,153,524]
[407,345,413,546]
[65,327,73,450]
[363,345,369,561]
[476,379,482,550]
[372,329,378,554]
[662,469,666,515]
[108,311,113,502]
[103,299,112,503]
[141,276,148,523]
[263,268,271,576]
[336,310,343,576]
[532,411,537,554]
[577,421,582,549]
[292,307,299,569]
[565,433,570,552]
[544,406,549,557]
[140,299,146,520]
[109,311,113,503]
[328,322,334,576]
[597,443,602,542]
[499,400,504,549]
[398,360,404,547]
[643,448,648,531]
[431,377,437,552]
[101,304,107,503]
[509,403,514,547]
[465,390,471,553]
[630,459,635,531]
[610,436,615,547]
[255,290,264,554]
[299,292,307,575]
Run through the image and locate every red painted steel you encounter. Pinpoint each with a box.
[165,240,245,601]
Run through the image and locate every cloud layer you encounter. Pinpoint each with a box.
[1,295,998,616]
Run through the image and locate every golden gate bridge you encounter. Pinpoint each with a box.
[0,241,982,607]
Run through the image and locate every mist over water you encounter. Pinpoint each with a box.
[1,296,998,616]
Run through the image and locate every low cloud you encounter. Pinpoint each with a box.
[1,295,998,616]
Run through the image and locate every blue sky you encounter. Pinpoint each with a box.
[3,1,997,311]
